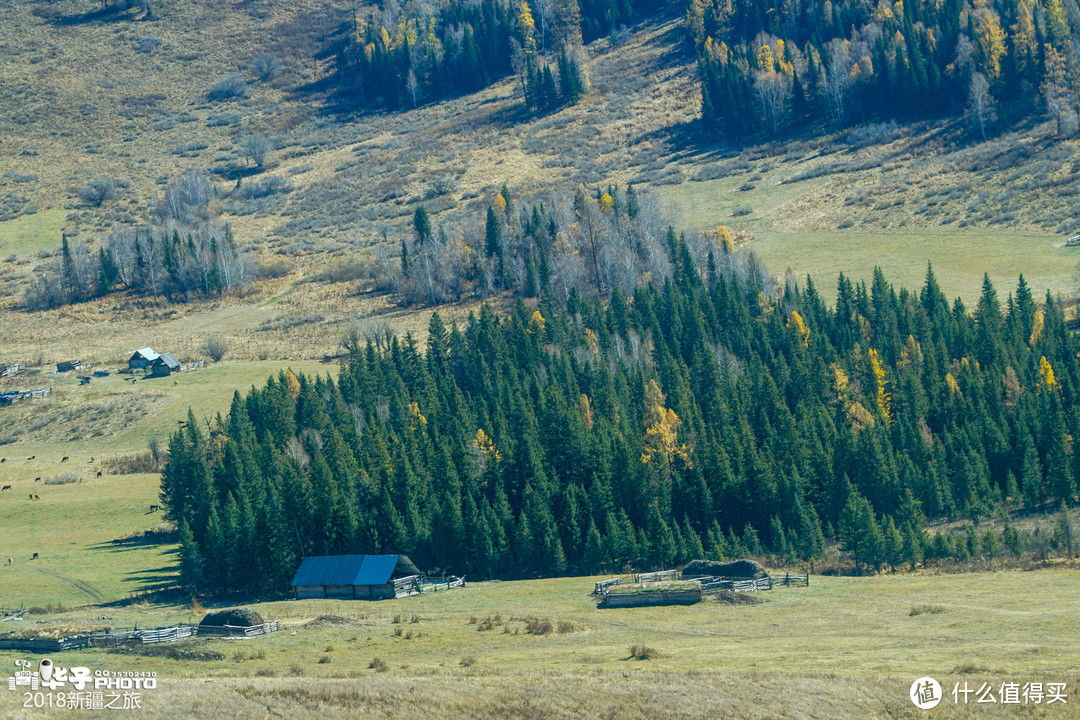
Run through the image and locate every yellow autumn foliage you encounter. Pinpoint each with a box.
[641,379,691,466]
[528,309,546,337]
[1040,356,1057,389]
[869,348,891,422]
[407,401,427,430]
[788,311,810,348]
[474,428,501,462]
[1030,309,1044,345]
[579,394,594,430]
[284,369,301,401]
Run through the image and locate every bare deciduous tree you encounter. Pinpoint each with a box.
[967,71,996,140]
[754,69,791,135]
[241,134,272,169]
[406,69,420,109]
[821,40,853,126]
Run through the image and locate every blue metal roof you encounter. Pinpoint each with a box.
[291,554,416,587]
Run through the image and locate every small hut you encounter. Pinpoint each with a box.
[291,554,423,600]
[150,353,181,377]
[129,348,160,370]
[56,360,82,373]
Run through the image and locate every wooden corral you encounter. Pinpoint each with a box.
[0,622,279,653]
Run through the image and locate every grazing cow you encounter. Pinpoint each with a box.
[1,458,5,463]
[29,494,33,500]
[96,471,102,477]
[149,504,161,512]
[1,485,9,491]
[61,457,69,463]
[33,495,39,500]
[6,557,11,565]
[34,477,40,482]
[31,553,37,560]
[27,456,34,460]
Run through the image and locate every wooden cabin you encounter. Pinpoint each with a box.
[290,555,423,600]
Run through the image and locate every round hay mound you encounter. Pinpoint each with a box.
[714,590,767,605]
[682,558,768,579]
[199,608,265,627]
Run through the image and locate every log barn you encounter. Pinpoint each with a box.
[290,554,423,600]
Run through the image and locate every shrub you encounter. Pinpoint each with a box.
[628,644,659,660]
[909,604,945,616]
[202,336,228,362]
[43,475,78,485]
[460,656,476,667]
[207,75,248,101]
[237,176,291,200]
[524,617,553,635]
[252,53,281,82]
[101,451,157,475]
[254,259,293,279]
[732,205,752,217]
[136,37,161,54]
[79,177,117,206]
[369,657,388,672]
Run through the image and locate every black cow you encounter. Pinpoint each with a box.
[1,485,10,491]
[31,553,38,560]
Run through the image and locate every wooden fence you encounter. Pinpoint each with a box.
[633,570,679,584]
[0,605,25,621]
[421,576,465,593]
[597,571,809,605]
[0,387,51,407]
[594,578,622,595]
[196,622,279,637]
[0,622,278,653]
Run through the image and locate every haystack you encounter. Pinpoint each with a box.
[681,558,768,579]
[199,608,265,627]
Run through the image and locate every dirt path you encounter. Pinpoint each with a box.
[23,565,105,603]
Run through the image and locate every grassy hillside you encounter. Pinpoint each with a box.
[1,2,1078,305]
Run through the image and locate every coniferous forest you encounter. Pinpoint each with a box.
[692,0,1080,137]
[162,188,1080,595]
[317,0,596,111]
